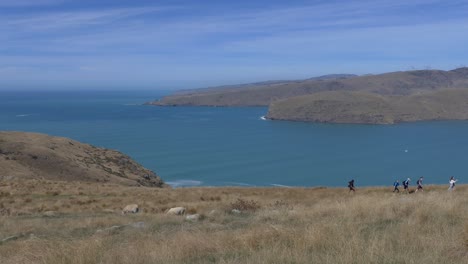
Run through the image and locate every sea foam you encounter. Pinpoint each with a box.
[166,180,202,188]
[271,184,292,188]
[223,181,254,186]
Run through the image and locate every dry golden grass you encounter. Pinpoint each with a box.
[0,179,467,264]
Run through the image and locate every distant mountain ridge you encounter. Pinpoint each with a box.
[177,73,358,94]
[147,73,359,106]
[307,74,358,81]
[146,67,468,124]
[147,68,468,107]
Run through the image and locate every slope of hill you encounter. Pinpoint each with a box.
[167,74,358,97]
[0,131,166,187]
[1,179,467,264]
[147,68,468,107]
[266,89,468,124]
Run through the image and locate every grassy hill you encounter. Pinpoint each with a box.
[148,68,468,107]
[0,179,466,263]
[0,131,166,188]
[267,89,468,124]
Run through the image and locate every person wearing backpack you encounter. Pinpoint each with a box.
[415,176,424,192]
[448,176,457,191]
[393,180,400,193]
[348,179,355,193]
[402,178,410,193]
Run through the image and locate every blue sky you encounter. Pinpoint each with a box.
[1,0,468,90]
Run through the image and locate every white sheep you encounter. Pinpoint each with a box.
[122,204,139,214]
[166,207,186,215]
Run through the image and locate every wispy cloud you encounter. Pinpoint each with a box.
[4,0,465,54]
[158,0,468,35]
[4,6,168,31]
[223,19,468,54]
[1,0,467,89]
[0,0,65,7]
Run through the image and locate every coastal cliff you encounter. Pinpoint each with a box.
[0,131,167,187]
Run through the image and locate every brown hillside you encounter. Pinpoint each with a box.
[1,179,467,264]
[147,67,468,107]
[267,89,468,124]
[0,131,166,187]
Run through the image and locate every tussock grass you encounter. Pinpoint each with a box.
[0,179,467,263]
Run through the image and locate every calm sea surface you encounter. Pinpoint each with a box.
[1,91,467,187]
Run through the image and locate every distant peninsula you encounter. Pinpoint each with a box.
[146,68,468,124]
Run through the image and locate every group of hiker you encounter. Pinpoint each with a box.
[347,176,458,193]
[392,177,425,193]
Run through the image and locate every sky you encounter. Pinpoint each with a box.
[1,0,468,90]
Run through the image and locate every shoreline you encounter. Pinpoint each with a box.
[2,177,463,190]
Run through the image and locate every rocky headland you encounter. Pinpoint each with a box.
[0,131,166,187]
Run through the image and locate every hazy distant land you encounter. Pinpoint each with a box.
[147,68,468,124]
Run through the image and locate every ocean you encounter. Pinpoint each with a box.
[1,90,467,187]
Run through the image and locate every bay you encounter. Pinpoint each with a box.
[1,90,467,187]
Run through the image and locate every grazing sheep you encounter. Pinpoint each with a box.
[166,207,186,215]
[122,204,139,215]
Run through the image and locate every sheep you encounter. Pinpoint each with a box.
[122,204,139,214]
[166,207,186,215]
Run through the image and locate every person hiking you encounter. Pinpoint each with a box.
[448,176,457,191]
[402,178,410,193]
[348,179,355,193]
[415,176,424,192]
[393,180,400,193]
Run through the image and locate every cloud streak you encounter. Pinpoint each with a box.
[0,0,65,7]
[3,6,169,31]
[1,0,467,89]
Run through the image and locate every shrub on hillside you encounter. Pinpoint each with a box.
[230,198,260,212]
[269,200,293,210]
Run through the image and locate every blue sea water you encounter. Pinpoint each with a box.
[1,90,467,188]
